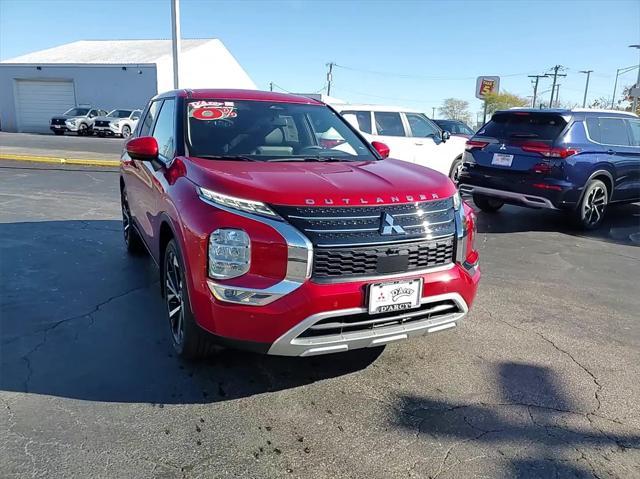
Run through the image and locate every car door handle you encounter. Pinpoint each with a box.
[607,149,616,155]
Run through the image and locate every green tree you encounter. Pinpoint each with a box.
[483,91,529,116]
[438,98,472,123]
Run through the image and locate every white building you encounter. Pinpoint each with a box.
[0,39,256,133]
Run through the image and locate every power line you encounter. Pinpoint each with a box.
[528,74,549,107]
[332,63,539,81]
[333,86,442,104]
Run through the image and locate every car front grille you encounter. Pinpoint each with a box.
[313,237,454,279]
[271,198,456,248]
[95,120,110,127]
[51,118,66,125]
[297,299,461,338]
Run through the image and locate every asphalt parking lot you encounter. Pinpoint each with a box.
[1,161,639,479]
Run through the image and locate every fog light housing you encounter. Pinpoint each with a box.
[208,229,250,279]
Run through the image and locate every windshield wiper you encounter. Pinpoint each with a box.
[194,155,260,162]
[509,133,539,138]
[268,156,356,163]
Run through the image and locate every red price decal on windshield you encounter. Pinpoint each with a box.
[191,106,237,120]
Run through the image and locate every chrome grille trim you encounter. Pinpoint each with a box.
[271,198,456,248]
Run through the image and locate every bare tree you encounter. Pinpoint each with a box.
[438,98,472,124]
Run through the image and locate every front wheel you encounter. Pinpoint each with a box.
[473,194,504,213]
[572,179,608,230]
[121,125,132,138]
[77,123,87,136]
[163,240,216,359]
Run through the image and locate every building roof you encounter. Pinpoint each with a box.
[156,89,322,105]
[1,39,213,64]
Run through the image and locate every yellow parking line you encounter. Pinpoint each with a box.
[0,153,120,167]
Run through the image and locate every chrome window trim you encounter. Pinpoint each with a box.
[200,197,313,305]
[267,292,468,356]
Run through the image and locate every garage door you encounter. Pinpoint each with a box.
[15,80,76,133]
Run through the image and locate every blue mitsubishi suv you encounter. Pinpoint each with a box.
[458,109,640,229]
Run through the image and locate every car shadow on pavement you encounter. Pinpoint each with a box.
[0,220,382,404]
[472,202,640,247]
[392,362,640,477]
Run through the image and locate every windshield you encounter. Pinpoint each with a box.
[107,110,132,118]
[186,100,376,161]
[477,112,567,144]
[64,108,89,116]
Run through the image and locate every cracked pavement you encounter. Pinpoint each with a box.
[1,161,639,478]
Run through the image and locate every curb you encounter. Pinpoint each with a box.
[0,153,119,167]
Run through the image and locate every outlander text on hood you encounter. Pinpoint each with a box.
[120,89,480,358]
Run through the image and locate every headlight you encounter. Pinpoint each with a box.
[452,191,462,210]
[198,187,281,219]
[66,119,76,125]
[208,229,250,279]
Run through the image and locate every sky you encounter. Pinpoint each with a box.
[1,0,639,118]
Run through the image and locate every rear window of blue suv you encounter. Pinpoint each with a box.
[477,112,567,144]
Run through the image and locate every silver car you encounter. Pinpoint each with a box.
[49,107,107,136]
[93,109,142,138]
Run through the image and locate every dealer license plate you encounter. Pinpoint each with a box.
[368,278,422,315]
[492,153,513,167]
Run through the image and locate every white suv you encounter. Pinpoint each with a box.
[333,104,466,181]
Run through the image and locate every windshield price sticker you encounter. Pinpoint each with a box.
[189,101,237,120]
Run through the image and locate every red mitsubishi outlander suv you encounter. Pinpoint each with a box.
[120,89,480,358]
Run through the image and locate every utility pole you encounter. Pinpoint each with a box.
[630,45,640,113]
[269,82,273,92]
[528,74,548,108]
[579,70,593,108]
[554,84,561,107]
[326,62,334,97]
[432,107,436,118]
[547,65,566,108]
[170,0,181,89]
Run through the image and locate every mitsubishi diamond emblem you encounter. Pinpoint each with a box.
[380,213,406,235]
[499,143,507,150]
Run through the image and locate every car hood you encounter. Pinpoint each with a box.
[94,116,115,122]
[185,157,457,207]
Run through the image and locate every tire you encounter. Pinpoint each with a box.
[449,156,463,184]
[78,123,87,136]
[121,189,146,255]
[121,125,132,139]
[97,131,105,138]
[571,179,608,230]
[53,130,64,136]
[163,239,216,359]
[473,194,504,213]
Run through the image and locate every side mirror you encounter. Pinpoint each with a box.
[371,141,390,159]
[441,130,451,142]
[126,136,158,161]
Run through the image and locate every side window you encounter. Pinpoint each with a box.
[342,110,372,134]
[374,111,406,137]
[139,101,162,136]
[588,117,630,146]
[152,98,176,160]
[132,110,141,120]
[599,118,630,146]
[405,113,440,138]
[88,109,97,118]
[626,119,640,147]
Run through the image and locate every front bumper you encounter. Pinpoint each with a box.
[195,262,479,356]
[50,125,68,132]
[94,124,120,135]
